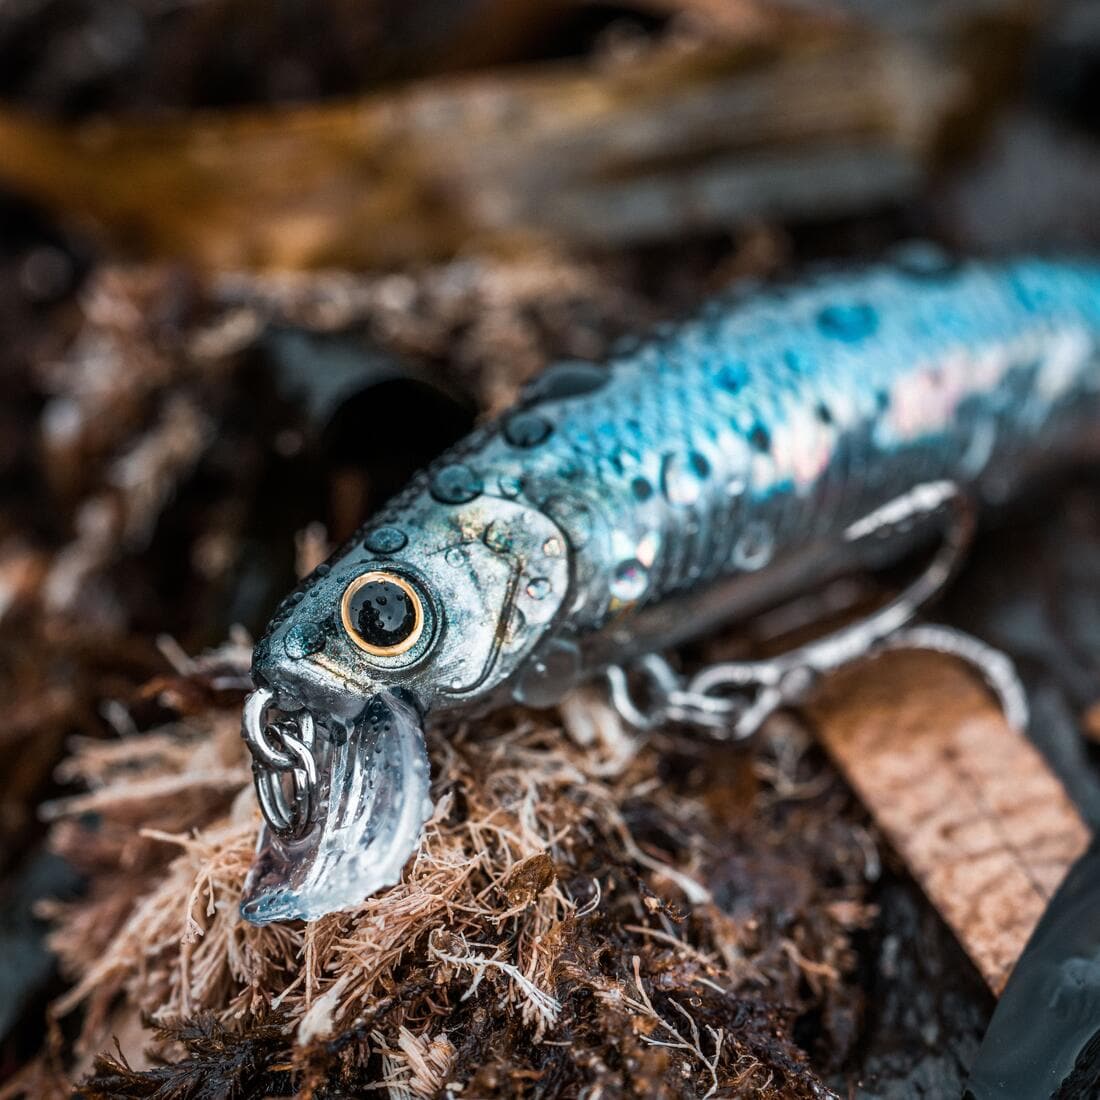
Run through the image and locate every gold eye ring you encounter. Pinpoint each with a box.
[340,571,424,657]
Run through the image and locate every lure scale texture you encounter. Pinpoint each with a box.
[241,252,1100,923]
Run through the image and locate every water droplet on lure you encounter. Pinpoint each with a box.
[522,360,608,404]
[526,577,551,600]
[542,536,563,558]
[497,474,523,498]
[483,521,513,554]
[512,639,581,708]
[445,546,466,567]
[610,559,648,603]
[661,451,710,506]
[503,411,553,448]
[363,526,407,554]
[733,521,774,571]
[430,463,483,505]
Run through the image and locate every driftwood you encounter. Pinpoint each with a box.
[810,651,1089,994]
[0,24,972,269]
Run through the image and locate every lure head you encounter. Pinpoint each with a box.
[240,486,570,923]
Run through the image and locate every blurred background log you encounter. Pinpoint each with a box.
[0,18,1005,269]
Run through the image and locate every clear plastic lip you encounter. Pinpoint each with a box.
[240,690,433,925]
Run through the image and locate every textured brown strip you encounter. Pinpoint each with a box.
[808,651,1089,994]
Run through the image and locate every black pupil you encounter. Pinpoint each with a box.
[349,579,417,648]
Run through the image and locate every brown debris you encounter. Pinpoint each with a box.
[809,651,1090,994]
[502,852,558,909]
[0,20,971,270]
[19,651,874,1098]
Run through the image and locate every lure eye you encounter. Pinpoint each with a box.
[341,571,424,657]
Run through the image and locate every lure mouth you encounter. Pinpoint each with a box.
[239,687,433,925]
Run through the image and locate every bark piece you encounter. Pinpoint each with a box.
[808,650,1089,994]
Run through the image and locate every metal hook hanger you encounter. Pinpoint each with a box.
[607,481,1028,739]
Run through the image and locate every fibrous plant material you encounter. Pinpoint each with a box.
[22,636,875,1099]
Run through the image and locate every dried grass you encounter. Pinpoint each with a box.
[22,636,869,1098]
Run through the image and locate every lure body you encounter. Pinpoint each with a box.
[243,254,1100,923]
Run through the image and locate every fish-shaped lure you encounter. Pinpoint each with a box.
[241,252,1100,924]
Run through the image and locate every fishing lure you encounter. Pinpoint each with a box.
[240,251,1100,924]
